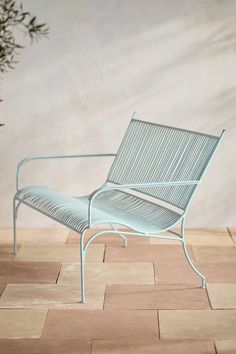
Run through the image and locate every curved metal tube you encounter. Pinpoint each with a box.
[80,228,127,303]
[15,200,22,218]
[180,218,206,288]
[110,224,128,247]
[80,227,185,303]
[88,180,199,227]
[16,153,116,191]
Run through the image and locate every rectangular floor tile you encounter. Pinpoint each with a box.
[150,228,231,245]
[58,262,155,287]
[184,228,230,237]
[185,235,233,246]
[207,284,236,309]
[215,339,236,354]
[0,309,47,338]
[155,261,236,286]
[0,228,69,244]
[15,244,104,262]
[104,284,210,310]
[159,310,236,339]
[0,339,91,354]
[42,309,158,340]
[150,228,232,246]
[0,284,105,309]
[192,246,236,262]
[0,262,61,284]
[154,261,201,285]
[197,262,236,283]
[105,245,193,263]
[91,339,215,354]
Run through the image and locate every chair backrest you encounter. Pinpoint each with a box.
[107,118,224,211]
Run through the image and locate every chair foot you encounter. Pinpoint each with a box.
[182,239,206,288]
[13,199,17,256]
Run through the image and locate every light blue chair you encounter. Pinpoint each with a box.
[13,117,225,303]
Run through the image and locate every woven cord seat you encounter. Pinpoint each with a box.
[13,117,225,303]
[16,186,182,234]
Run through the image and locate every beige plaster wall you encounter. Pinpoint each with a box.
[0,0,235,228]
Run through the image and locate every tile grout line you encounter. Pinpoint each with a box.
[205,284,213,310]
[55,263,62,284]
[189,244,196,262]
[103,244,107,263]
[227,227,235,244]
[0,284,7,298]
[40,308,49,339]
[156,310,161,339]
[64,230,70,245]
[213,339,218,354]
[102,284,107,310]
[89,340,93,354]
[153,261,157,285]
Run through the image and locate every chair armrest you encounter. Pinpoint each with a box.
[16,153,116,191]
[87,180,200,227]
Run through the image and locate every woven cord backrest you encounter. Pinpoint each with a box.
[107,119,222,210]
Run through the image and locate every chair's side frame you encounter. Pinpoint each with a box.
[79,180,200,302]
[79,214,205,303]
[13,153,117,255]
[16,153,116,191]
[79,128,226,303]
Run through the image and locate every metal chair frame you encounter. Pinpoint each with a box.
[13,117,225,303]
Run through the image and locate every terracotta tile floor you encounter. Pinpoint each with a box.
[0,227,235,353]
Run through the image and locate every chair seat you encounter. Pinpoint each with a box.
[16,185,182,234]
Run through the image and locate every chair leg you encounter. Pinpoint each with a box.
[80,230,86,303]
[180,218,206,288]
[13,197,17,256]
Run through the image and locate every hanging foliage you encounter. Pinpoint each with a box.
[0,0,49,121]
[0,0,49,73]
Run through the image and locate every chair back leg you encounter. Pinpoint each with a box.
[110,224,128,247]
[180,218,206,288]
[13,197,17,255]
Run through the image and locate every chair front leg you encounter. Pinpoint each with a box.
[13,197,18,255]
[80,229,87,303]
[13,198,23,256]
